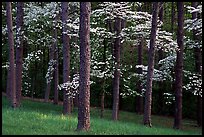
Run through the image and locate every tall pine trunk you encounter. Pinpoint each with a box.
[100,37,106,118]
[6,67,11,100]
[157,2,164,115]
[112,17,121,121]
[191,2,202,127]
[173,2,184,130]
[44,37,55,102]
[6,2,17,108]
[136,38,144,114]
[15,2,24,107]
[77,2,91,131]
[53,14,59,105]
[62,2,72,114]
[143,2,160,127]
[135,4,144,115]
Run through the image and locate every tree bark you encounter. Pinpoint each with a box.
[15,2,24,107]
[135,6,143,115]
[157,2,164,115]
[53,15,59,105]
[44,42,55,102]
[173,2,184,130]
[6,67,11,100]
[112,17,121,121]
[136,38,144,114]
[77,2,91,131]
[62,2,72,114]
[143,2,160,127]
[100,36,106,118]
[6,2,17,108]
[191,2,202,127]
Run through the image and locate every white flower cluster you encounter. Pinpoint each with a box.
[2,62,9,69]
[23,2,61,48]
[184,37,202,49]
[184,3,202,37]
[58,73,79,98]
[16,27,24,48]
[90,54,114,79]
[183,70,202,97]
[135,64,171,82]
[92,2,137,21]
[155,29,178,53]
[22,50,43,93]
[45,59,57,84]
[163,92,175,105]
[24,2,60,25]
[158,53,177,81]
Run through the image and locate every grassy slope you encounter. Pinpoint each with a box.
[2,96,202,135]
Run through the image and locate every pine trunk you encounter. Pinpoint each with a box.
[136,38,144,114]
[53,54,59,105]
[100,36,106,118]
[62,2,72,114]
[112,17,121,121]
[191,2,202,127]
[77,2,91,131]
[173,2,184,130]
[6,2,17,108]
[53,15,59,105]
[44,35,55,102]
[157,2,164,115]
[6,67,11,100]
[15,2,24,107]
[143,2,160,127]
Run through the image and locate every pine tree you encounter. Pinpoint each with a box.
[77,2,91,131]
[6,2,17,108]
[62,2,72,114]
[173,2,184,130]
[143,2,160,127]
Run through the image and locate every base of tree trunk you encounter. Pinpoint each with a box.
[144,122,152,127]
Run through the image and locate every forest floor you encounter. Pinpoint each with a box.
[2,93,202,135]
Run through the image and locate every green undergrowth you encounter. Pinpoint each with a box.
[2,96,202,135]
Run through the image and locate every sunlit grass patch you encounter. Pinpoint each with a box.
[2,96,202,135]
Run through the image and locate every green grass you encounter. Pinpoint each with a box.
[2,96,202,135]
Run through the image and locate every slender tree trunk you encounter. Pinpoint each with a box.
[77,2,91,131]
[42,47,46,80]
[120,19,126,61]
[6,67,11,100]
[73,36,79,108]
[100,36,106,118]
[173,2,184,130]
[15,2,24,107]
[44,82,51,102]
[6,2,17,108]
[143,2,160,127]
[157,2,164,115]
[54,15,59,105]
[100,87,105,118]
[191,2,202,127]
[135,5,143,114]
[74,93,79,107]
[62,2,72,114]
[31,76,35,99]
[197,95,202,127]
[136,38,144,114]
[44,42,55,102]
[44,15,59,102]
[112,17,121,121]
